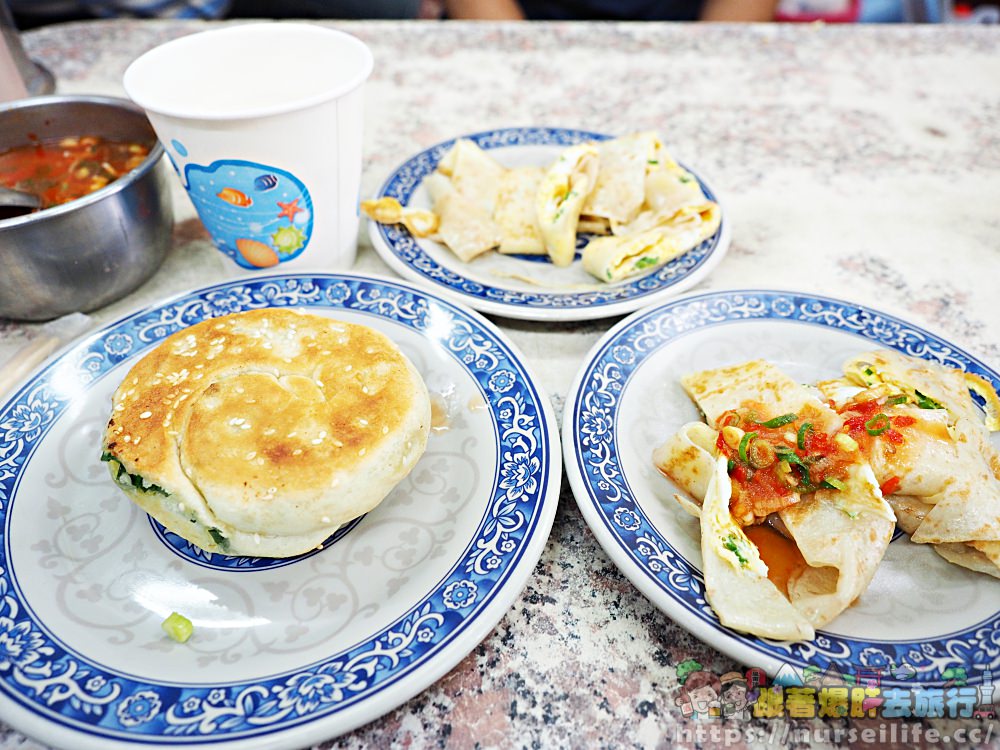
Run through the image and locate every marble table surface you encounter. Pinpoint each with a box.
[1,17,998,749]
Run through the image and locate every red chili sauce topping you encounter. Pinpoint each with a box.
[715,398,915,524]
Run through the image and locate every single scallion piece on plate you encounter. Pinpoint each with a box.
[162,612,193,643]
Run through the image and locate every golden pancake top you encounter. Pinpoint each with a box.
[103,308,425,507]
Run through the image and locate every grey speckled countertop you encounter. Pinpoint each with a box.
[1,18,998,750]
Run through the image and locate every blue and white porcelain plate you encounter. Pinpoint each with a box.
[0,273,560,749]
[563,289,1000,688]
[367,127,731,322]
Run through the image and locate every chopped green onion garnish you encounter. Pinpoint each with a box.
[747,439,776,469]
[821,478,847,491]
[796,422,813,450]
[161,612,193,643]
[647,159,659,165]
[634,256,658,269]
[727,458,736,473]
[738,431,758,464]
[887,394,908,406]
[757,413,798,428]
[775,446,808,468]
[865,413,891,436]
[914,389,944,410]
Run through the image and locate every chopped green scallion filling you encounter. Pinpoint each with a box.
[722,533,750,567]
[914,389,944,410]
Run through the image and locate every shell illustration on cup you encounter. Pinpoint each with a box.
[167,142,315,268]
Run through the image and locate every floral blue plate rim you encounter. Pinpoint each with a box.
[0,272,561,748]
[368,126,731,322]
[563,288,999,689]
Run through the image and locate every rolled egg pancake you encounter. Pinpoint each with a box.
[935,541,1000,579]
[494,166,545,255]
[652,421,718,506]
[581,202,720,283]
[681,359,841,433]
[656,359,903,637]
[536,142,599,267]
[436,138,506,216]
[778,463,895,628]
[843,349,1000,429]
[836,351,1000,545]
[699,456,815,641]
[887,495,1000,578]
[580,130,660,224]
[608,164,713,238]
[102,309,431,558]
[912,427,1000,544]
[424,172,502,262]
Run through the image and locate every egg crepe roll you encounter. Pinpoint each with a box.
[700,456,815,641]
[436,139,506,217]
[907,417,1000,544]
[610,165,712,238]
[581,131,660,224]
[652,421,718,503]
[536,142,599,267]
[494,166,545,255]
[424,172,501,262]
[778,463,895,628]
[843,349,999,429]
[581,203,720,283]
[681,360,840,433]
[840,350,1000,545]
[887,495,1000,578]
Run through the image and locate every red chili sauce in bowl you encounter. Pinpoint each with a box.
[0,136,151,209]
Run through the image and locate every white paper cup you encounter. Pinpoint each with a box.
[123,23,372,272]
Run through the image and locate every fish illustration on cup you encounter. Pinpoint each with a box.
[169,149,315,269]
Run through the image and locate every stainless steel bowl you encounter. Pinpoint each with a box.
[0,95,173,321]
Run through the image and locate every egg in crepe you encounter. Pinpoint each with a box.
[436,138,506,217]
[102,309,431,558]
[817,349,1000,576]
[581,144,721,283]
[580,130,661,225]
[655,360,895,638]
[655,353,1000,640]
[494,166,545,255]
[698,456,815,641]
[423,172,502,262]
[362,131,722,284]
[582,203,720,283]
[535,142,599,267]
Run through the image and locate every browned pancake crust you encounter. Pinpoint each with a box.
[104,308,422,512]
